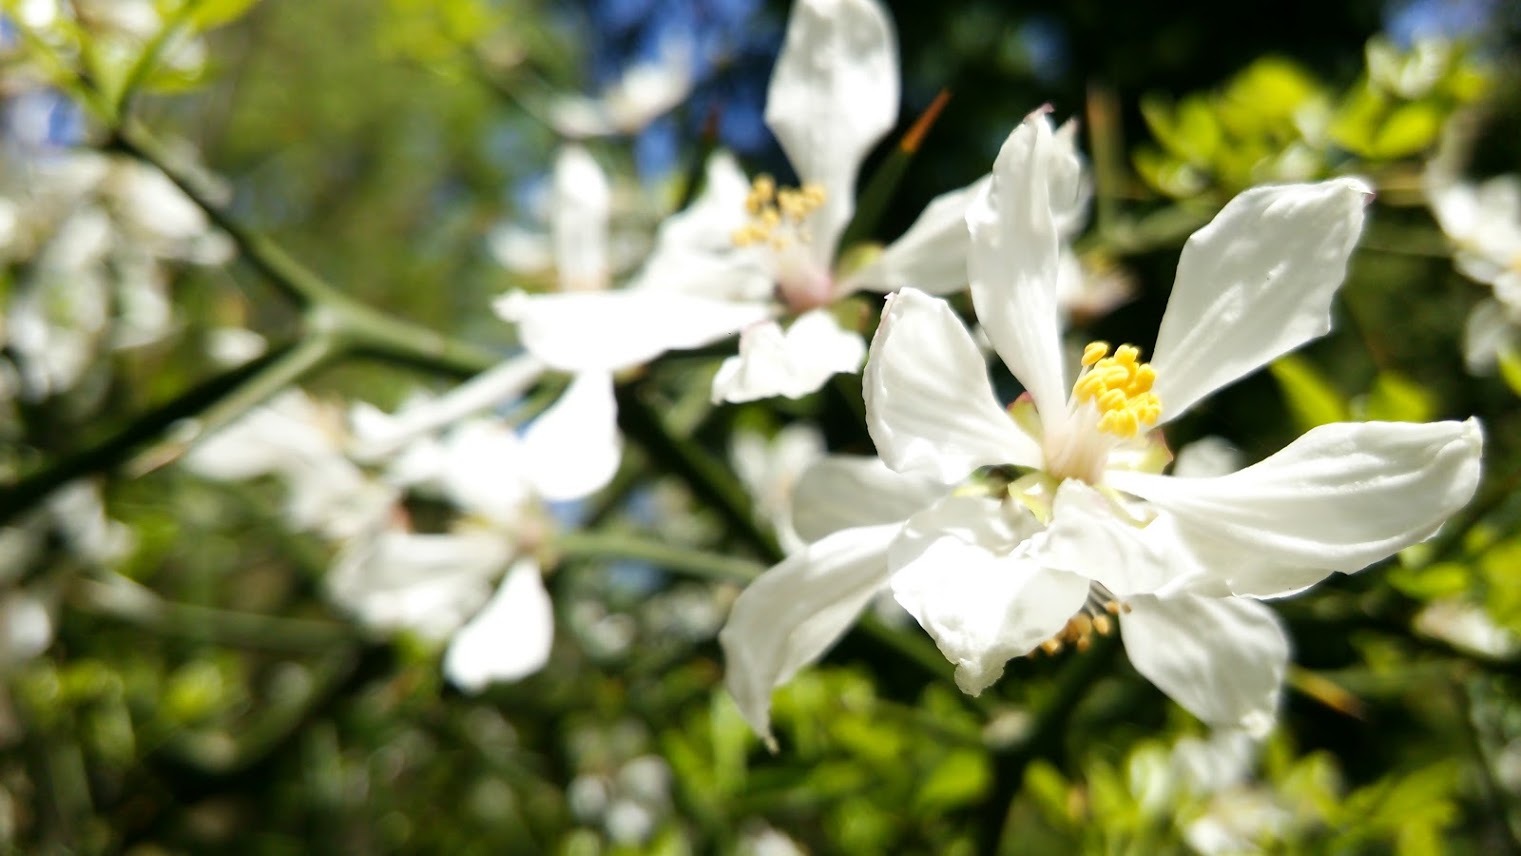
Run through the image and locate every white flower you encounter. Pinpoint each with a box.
[730,422,826,554]
[721,112,1483,744]
[549,42,694,139]
[1425,123,1521,372]
[498,0,989,403]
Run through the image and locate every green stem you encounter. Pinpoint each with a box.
[126,331,339,476]
[555,531,764,584]
[69,576,352,652]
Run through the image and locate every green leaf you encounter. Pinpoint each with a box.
[1360,371,1435,422]
[1497,348,1521,398]
[1270,354,1349,432]
[914,750,990,811]
[189,0,262,30]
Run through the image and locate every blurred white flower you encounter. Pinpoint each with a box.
[499,0,992,404]
[549,43,693,139]
[1426,121,1521,372]
[721,112,1482,744]
[1414,600,1519,658]
[730,422,825,553]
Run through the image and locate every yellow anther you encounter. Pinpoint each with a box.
[1070,340,1163,439]
[1041,638,1064,656]
[733,176,827,249]
[1092,614,1113,636]
[746,175,776,214]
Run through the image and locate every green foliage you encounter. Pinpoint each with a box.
[1136,38,1490,200]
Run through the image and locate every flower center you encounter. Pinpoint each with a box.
[1072,341,1161,439]
[731,174,826,250]
[1039,341,1164,485]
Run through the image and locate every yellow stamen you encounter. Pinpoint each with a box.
[731,175,827,249]
[1070,341,1163,439]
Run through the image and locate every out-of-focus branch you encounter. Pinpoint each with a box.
[0,342,300,529]
[69,575,353,652]
[555,531,765,584]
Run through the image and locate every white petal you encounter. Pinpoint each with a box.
[624,152,776,303]
[711,310,865,403]
[522,370,622,502]
[1150,178,1372,422]
[0,592,53,666]
[730,424,827,554]
[439,420,535,524]
[791,455,944,544]
[552,146,611,292]
[719,523,898,746]
[495,289,773,372]
[445,557,554,692]
[889,494,1089,694]
[1041,480,1198,599]
[844,176,988,295]
[864,288,1042,483]
[1120,594,1289,737]
[764,0,898,259]
[967,114,1071,424]
[1108,419,1484,591]
[348,354,546,462]
[328,528,510,641]
[1463,298,1518,373]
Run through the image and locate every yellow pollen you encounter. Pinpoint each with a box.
[731,176,827,249]
[1032,602,1125,658]
[1071,341,1163,439]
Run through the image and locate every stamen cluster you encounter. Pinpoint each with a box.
[1073,341,1162,438]
[732,174,826,249]
[1036,596,1129,656]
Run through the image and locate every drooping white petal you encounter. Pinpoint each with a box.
[1049,118,1093,240]
[552,146,611,292]
[967,114,1071,424]
[864,288,1042,483]
[843,176,988,295]
[719,523,898,747]
[444,557,555,692]
[711,310,865,403]
[1120,594,1290,737]
[889,494,1089,694]
[1149,178,1372,422]
[764,0,899,261]
[522,370,622,502]
[1108,419,1484,590]
[790,455,944,544]
[495,289,773,372]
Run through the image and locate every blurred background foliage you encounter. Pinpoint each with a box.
[2,0,1521,853]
